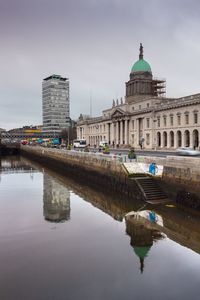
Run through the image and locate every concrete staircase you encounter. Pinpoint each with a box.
[131,176,169,204]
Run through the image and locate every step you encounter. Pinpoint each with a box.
[146,198,170,204]
[132,177,169,204]
[145,193,166,197]
[145,194,166,198]
[146,195,167,200]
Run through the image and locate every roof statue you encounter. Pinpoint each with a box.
[120,97,123,105]
[139,43,143,60]
[112,99,115,107]
[116,99,119,106]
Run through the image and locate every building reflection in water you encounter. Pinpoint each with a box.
[43,174,70,223]
[125,213,165,273]
[0,156,38,174]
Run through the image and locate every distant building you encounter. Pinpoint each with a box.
[42,74,70,133]
[77,44,200,149]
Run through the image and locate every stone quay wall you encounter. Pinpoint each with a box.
[130,154,200,210]
[20,146,200,210]
[137,155,200,194]
[162,156,200,210]
[20,146,144,202]
[162,156,200,192]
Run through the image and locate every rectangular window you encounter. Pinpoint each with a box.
[170,116,173,126]
[146,118,150,128]
[177,115,181,125]
[139,105,141,110]
[163,117,166,126]
[194,113,198,124]
[185,114,189,125]
[157,118,160,127]
[132,120,135,129]
[147,103,150,108]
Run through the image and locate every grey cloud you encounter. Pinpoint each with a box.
[0,0,200,129]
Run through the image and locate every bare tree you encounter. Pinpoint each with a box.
[61,126,77,145]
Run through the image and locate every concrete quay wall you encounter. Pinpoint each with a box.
[20,146,200,210]
[163,156,200,192]
[137,155,200,193]
[20,146,144,202]
[130,154,200,210]
[162,156,200,210]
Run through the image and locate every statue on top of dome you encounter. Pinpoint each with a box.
[139,43,143,60]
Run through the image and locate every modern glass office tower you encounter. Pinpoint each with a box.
[42,75,70,133]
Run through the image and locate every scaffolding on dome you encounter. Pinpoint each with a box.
[152,78,166,97]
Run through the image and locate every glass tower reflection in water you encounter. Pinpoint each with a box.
[43,174,70,222]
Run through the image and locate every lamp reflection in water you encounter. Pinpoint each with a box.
[125,212,165,273]
[43,174,70,223]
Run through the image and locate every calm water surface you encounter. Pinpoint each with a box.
[0,156,200,300]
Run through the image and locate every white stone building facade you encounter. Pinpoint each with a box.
[77,45,200,150]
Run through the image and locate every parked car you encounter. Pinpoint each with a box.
[175,147,200,156]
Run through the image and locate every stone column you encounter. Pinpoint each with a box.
[136,119,140,147]
[166,131,169,148]
[160,131,164,149]
[107,123,110,143]
[174,131,177,149]
[116,121,119,145]
[127,120,130,145]
[120,121,123,145]
[125,119,128,145]
[112,122,115,145]
[189,130,192,148]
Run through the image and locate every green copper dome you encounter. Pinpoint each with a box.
[131,43,152,73]
[131,59,151,73]
[133,246,151,259]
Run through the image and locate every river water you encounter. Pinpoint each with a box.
[0,156,200,300]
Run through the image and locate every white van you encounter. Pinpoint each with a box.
[73,139,87,148]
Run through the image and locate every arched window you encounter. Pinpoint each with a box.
[184,130,190,147]
[170,131,174,147]
[193,130,199,149]
[157,132,161,147]
[177,131,182,147]
[163,131,167,147]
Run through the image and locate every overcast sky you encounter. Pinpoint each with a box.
[0,0,200,130]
